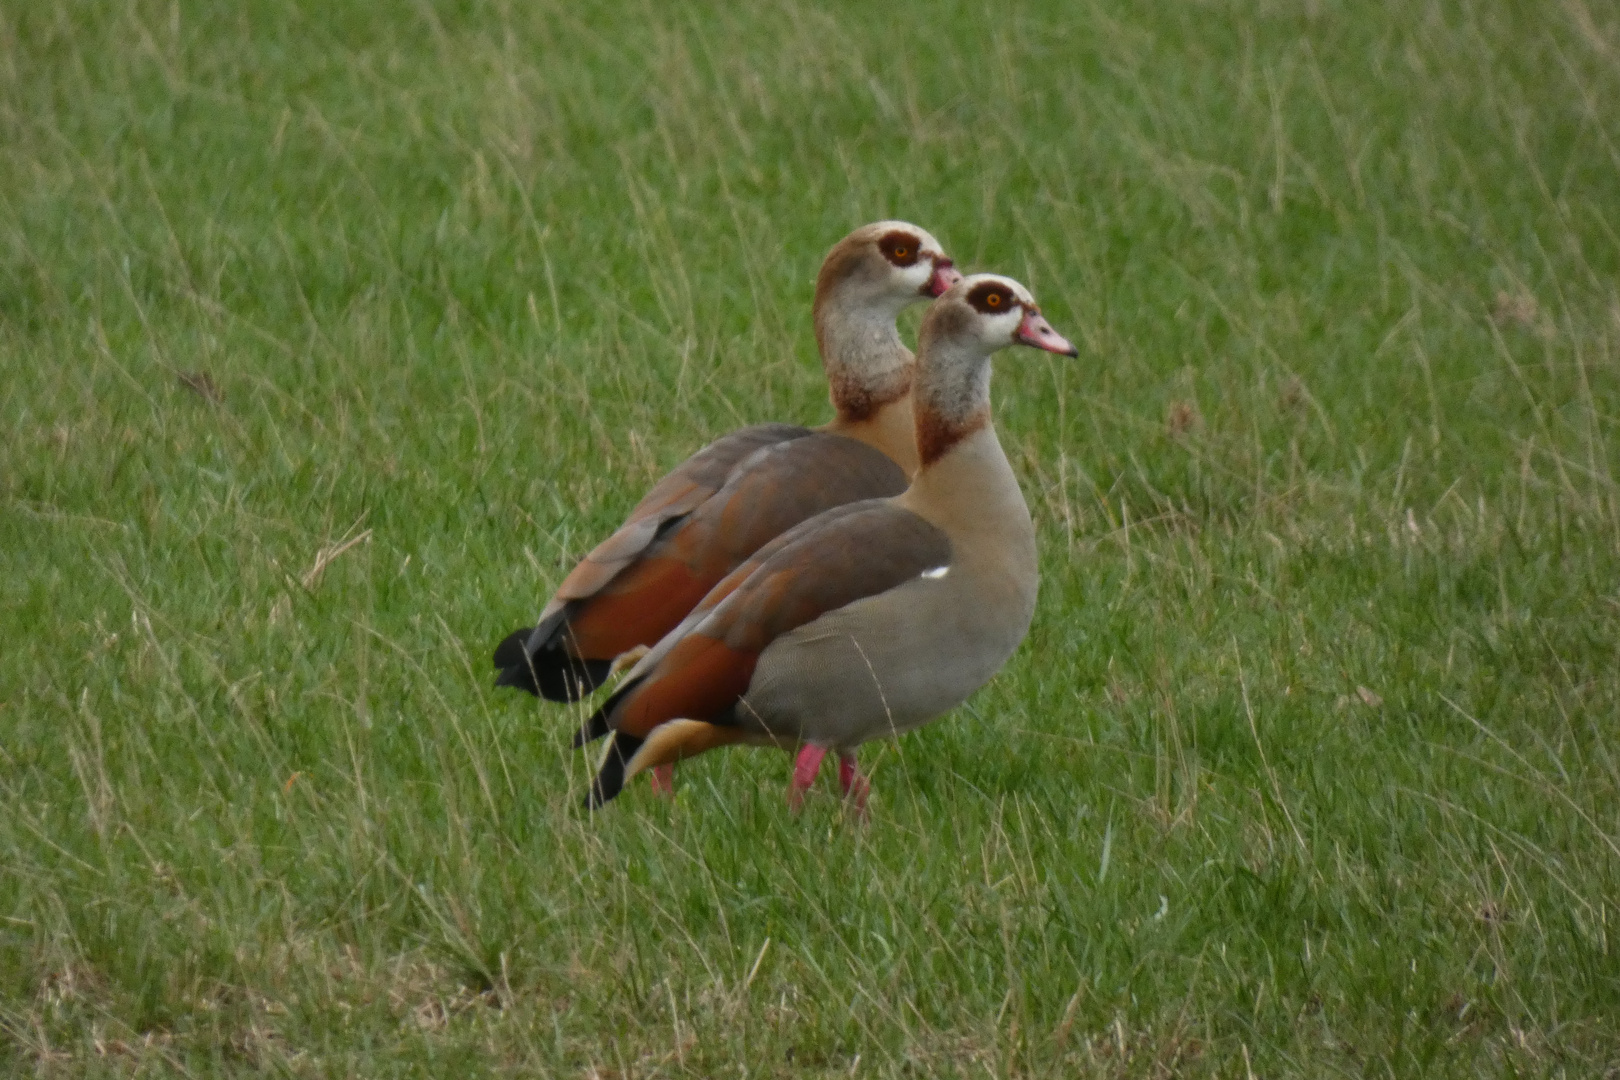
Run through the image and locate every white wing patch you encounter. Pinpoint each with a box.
[920,565,949,580]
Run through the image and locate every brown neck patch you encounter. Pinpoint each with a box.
[831,366,911,423]
[916,404,989,467]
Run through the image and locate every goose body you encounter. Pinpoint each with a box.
[583,275,1077,808]
[743,428,1038,748]
[494,222,959,701]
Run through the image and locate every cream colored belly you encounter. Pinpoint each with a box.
[738,568,1036,751]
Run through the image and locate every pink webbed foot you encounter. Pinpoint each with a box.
[838,753,870,818]
[648,763,675,797]
[788,745,827,812]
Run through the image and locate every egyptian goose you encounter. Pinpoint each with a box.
[578,274,1078,809]
[493,222,960,701]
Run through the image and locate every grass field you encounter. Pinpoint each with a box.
[4,0,1620,1075]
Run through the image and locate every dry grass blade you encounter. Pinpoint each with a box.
[301,526,373,589]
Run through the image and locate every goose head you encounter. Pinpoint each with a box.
[935,274,1079,358]
[911,274,1078,466]
[815,221,960,317]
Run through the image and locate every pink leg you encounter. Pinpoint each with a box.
[648,763,675,796]
[788,745,827,811]
[838,753,870,818]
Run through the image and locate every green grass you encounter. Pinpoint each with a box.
[3,0,1619,1075]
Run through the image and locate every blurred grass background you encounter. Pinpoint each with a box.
[2,0,1618,1075]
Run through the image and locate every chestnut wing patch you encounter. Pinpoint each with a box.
[552,423,813,605]
[495,423,809,699]
[709,502,951,654]
[568,501,882,746]
[702,434,909,567]
[600,503,950,738]
[557,432,907,656]
[675,501,876,629]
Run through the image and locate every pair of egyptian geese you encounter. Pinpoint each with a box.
[493,221,1077,812]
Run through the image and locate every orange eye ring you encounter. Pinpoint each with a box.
[894,247,909,258]
[986,293,1002,307]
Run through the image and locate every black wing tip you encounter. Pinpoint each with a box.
[492,628,532,670]
[495,609,605,698]
[493,648,612,702]
[586,733,645,810]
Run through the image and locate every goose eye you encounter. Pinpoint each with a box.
[878,230,921,266]
[965,280,1018,313]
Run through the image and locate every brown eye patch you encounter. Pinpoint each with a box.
[877,230,922,267]
[965,281,1018,314]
